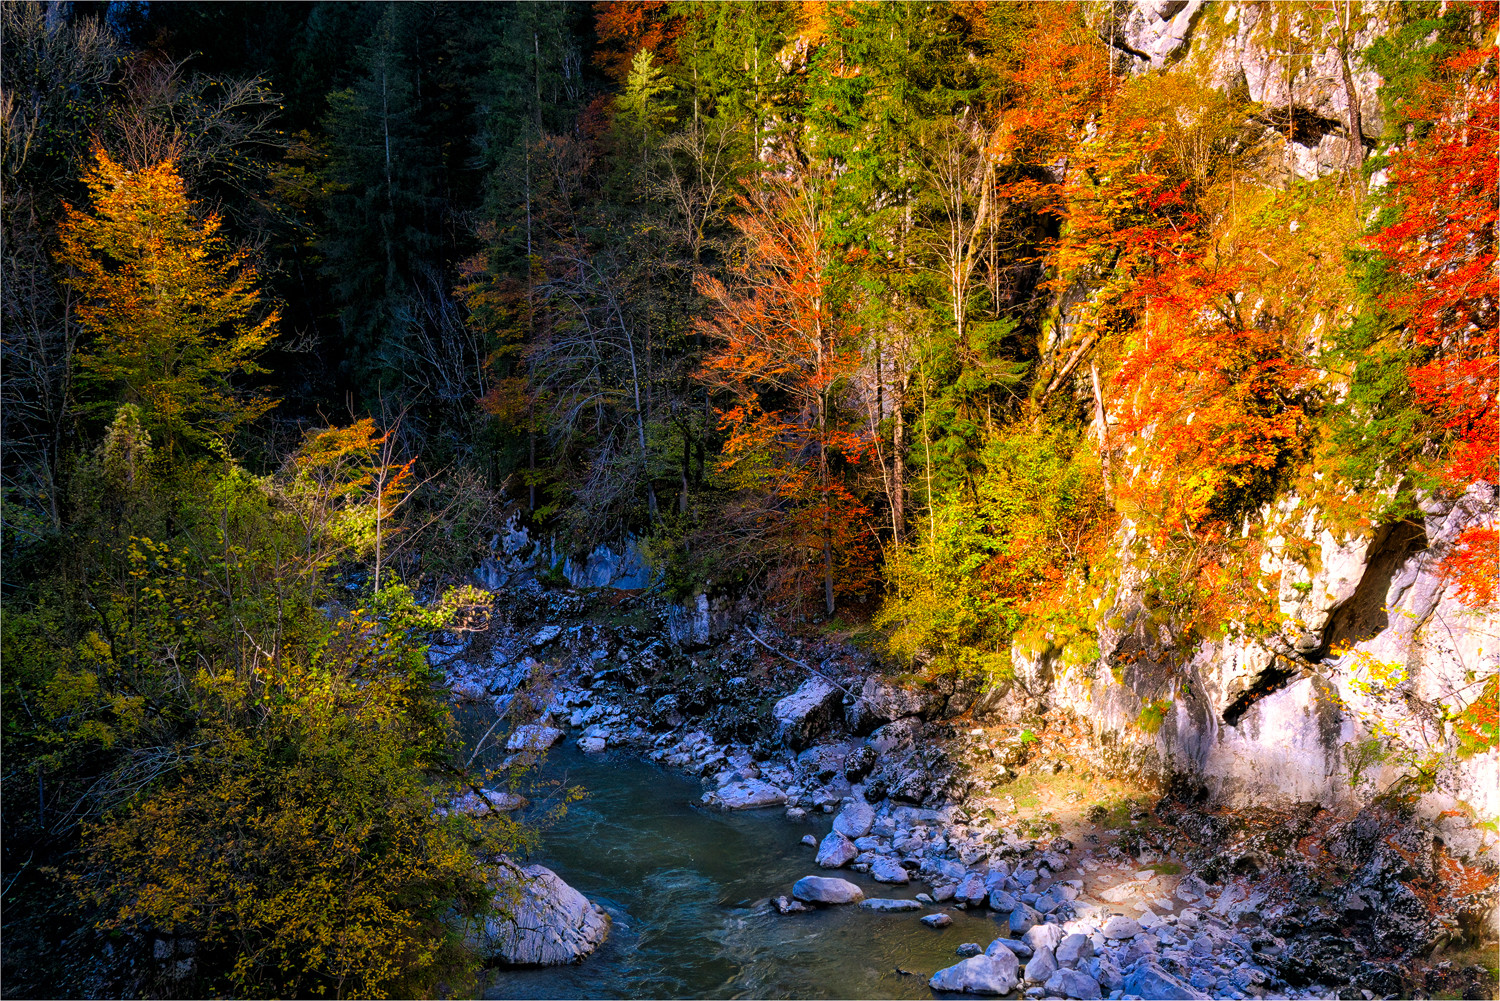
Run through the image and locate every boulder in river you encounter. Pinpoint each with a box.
[481,864,609,966]
[773,678,843,749]
[953,871,987,905]
[815,830,857,868]
[871,858,909,884]
[921,912,953,928]
[859,898,922,912]
[791,875,864,905]
[703,779,787,810]
[928,950,1019,995]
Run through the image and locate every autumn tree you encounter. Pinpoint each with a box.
[57,149,277,454]
[698,171,874,615]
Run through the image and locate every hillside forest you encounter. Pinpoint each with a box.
[1,1,1496,998]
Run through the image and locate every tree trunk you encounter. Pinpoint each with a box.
[892,378,906,543]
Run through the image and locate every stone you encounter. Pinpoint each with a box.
[704,779,787,810]
[1056,932,1095,966]
[529,624,562,648]
[773,895,808,914]
[1045,968,1103,1000]
[833,799,876,839]
[577,735,607,754]
[816,830,858,868]
[1121,961,1210,1000]
[1024,945,1058,983]
[989,888,1019,912]
[871,858,910,884]
[955,871,989,905]
[922,912,954,928]
[957,942,984,957]
[933,883,957,901]
[860,898,922,912]
[441,788,528,816]
[1101,915,1142,939]
[916,893,934,904]
[801,834,818,847]
[1024,922,1065,953]
[988,938,1033,960]
[929,953,1020,995]
[791,875,864,905]
[1010,904,1040,935]
[849,676,940,734]
[480,864,609,966]
[785,807,807,821]
[773,677,843,749]
[506,724,563,752]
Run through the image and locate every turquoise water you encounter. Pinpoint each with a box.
[473,739,1001,1000]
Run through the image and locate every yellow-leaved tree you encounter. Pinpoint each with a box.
[57,147,277,453]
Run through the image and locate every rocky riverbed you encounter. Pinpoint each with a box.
[441,579,1499,999]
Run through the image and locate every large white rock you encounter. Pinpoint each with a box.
[815,830,857,868]
[702,779,787,810]
[481,864,609,966]
[929,950,1019,995]
[791,875,864,905]
[507,724,563,752]
[832,799,875,838]
[773,677,844,749]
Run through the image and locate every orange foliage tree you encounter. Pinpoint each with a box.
[57,148,277,453]
[697,172,874,615]
[1370,41,1498,611]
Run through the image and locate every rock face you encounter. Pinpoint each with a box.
[929,950,1020,995]
[791,875,864,905]
[1020,481,1499,837]
[481,864,609,966]
[773,677,843,749]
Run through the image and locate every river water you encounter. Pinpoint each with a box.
[472,739,1001,1000]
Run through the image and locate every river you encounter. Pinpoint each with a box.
[470,738,1000,1000]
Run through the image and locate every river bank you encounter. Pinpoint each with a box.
[441,581,1499,1000]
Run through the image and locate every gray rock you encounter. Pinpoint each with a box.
[1025,922,1065,953]
[577,735,607,753]
[1056,932,1095,966]
[773,895,808,914]
[955,871,989,905]
[1101,915,1142,939]
[833,799,876,838]
[859,897,922,912]
[988,938,1033,960]
[957,942,984,957]
[933,883,957,901]
[916,892,934,904]
[480,864,609,966]
[816,830,858,868]
[1121,962,1210,1000]
[1024,945,1057,983]
[791,875,864,905]
[988,888,1019,912]
[929,952,1020,995]
[704,779,787,810]
[1045,968,1103,1000]
[849,676,940,734]
[441,788,528,816]
[506,724,563,752]
[1010,904,1040,935]
[921,912,954,928]
[871,858,910,884]
[773,678,843,749]
[529,624,562,648]
[785,807,807,821]
[801,834,818,847]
